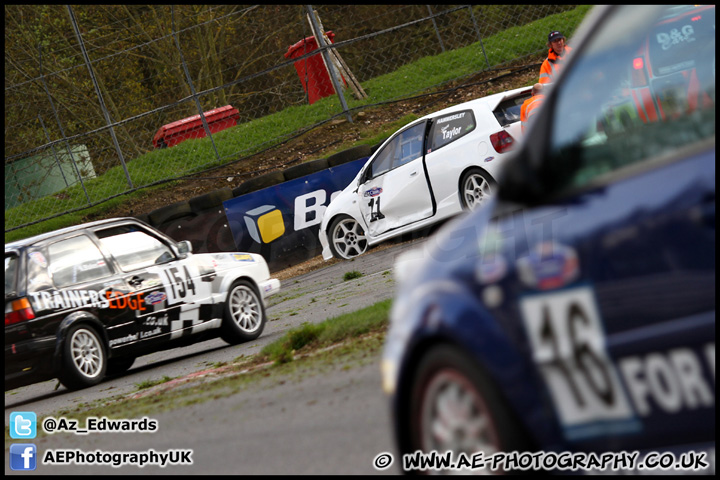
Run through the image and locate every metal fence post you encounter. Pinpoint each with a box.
[427,5,446,53]
[467,6,491,69]
[305,5,353,123]
[67,5,134,191]
[171,6,222,163]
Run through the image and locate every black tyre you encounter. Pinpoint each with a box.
[134,213,151,225]
[408,345,534,474]
[189,188,233,213]
[327,144,373,167]
[148,201,193,226]
[58,324,107,390]
[232,171,286,197]
[220,280,266,344]
[283,158,330,181]
[459,168,496,211]
[105,356,136,376]
[327,214,368,260]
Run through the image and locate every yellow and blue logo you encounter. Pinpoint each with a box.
[244,205,285,244]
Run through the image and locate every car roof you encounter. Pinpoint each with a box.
[5,217,139,251]
[419,85,532,122]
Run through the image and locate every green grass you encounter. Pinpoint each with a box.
[343,270,363,281]
[5,6,592,243]
[134,375,174,391]
[260,299,391,364]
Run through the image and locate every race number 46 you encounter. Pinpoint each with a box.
[520,286,635,429]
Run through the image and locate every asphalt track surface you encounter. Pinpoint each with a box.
[5,235,433,475]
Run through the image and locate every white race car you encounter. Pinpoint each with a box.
[5,217,280,391]
[319,86,532,260]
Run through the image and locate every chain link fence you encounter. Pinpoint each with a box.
[5,4,588,234]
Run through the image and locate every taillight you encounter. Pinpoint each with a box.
[631,56,648,87]
[5,298,35,326]
[490,130,515,153]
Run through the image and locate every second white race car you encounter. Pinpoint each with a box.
[319,86,532,260]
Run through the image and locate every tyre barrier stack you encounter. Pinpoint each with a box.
[139,142,382,272]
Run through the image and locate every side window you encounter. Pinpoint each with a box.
[48,235,112,288]
[547,4,715,190]
[370,143,394,178]
[393,122,425,168]
[429,110,476,151]
[369,122,426,179]
[96,225,175,272]
[5,254,18,295]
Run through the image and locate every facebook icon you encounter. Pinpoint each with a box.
[10,444,37,471]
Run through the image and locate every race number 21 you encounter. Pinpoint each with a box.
[520,286,635,429]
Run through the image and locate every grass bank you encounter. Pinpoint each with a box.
[5,5,593,242]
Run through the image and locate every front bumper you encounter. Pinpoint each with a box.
[318,227,334,260]
[259,278,281,299]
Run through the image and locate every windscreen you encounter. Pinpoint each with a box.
[493,93,532,126]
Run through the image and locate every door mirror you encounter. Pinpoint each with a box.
[497,79,565,206]
[497,121,552,206]
[176,240,192,257]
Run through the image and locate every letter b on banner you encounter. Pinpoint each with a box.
[294,190,342,231]
[294,190,327,231]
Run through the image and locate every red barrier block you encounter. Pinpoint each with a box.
[153,105,240,148]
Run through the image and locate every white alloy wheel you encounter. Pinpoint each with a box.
[419,369,501,462]
[408,346,535,473]
[69,327,104,379]
[461,169,495,210]
[59,324,107,390]
[220,280,266,344]
[329,216,368,259]
[228,283,262,334]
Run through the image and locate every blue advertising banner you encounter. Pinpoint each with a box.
[223,158,367,269]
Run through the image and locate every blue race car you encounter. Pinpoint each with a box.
[383,4,715,474]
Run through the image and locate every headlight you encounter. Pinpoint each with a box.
[382,288,416,396]
[381,359,398,395]
[393,246,427,285]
